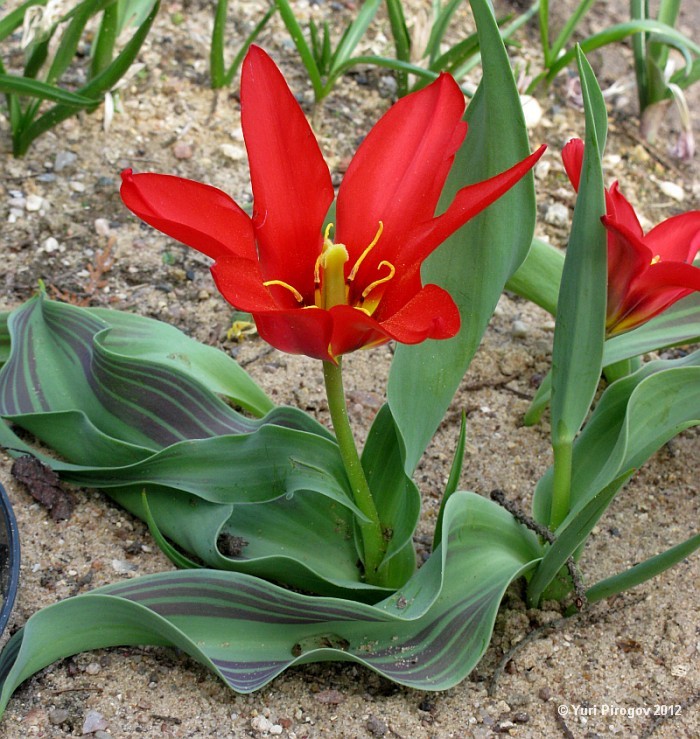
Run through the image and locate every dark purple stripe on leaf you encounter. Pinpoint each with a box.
[369,591,496,683]
[212,659,289,692]
[107,575,386,624]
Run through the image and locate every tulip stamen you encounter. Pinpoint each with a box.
[361,261,396,300]
[264,279,304,303]
[650,254,661,265]
[347,221,384,284]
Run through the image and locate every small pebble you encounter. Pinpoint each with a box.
[49,708,69,725]
[366,715,387,736]
[82,709,109,733]
[69,181,86,192]
[25,194,44,212]
[219,143,246,160]
[534,160,551,179]
[251,715,276,733]
[54,151,77,172]
[94,218,111,237]
[520,95,543,128]
[111,559,137,574]
[543,202,570,228]
[43,237,59,253]
[314,689,345,704]
[85,661,101,675]
[511,320,528,339]
[173,141,193,159]
[654,179,685,202]
[378,75,398,98]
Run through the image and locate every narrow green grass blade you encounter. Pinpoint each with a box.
[546,19,700,83]
[0,75,95,105]
[275,0,323,100]
[329,0,380,76]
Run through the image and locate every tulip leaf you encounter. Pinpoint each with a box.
[546,49,607,529]
[388,0,537,473]
[89,307,274,416]
[520,294,700,427]
[602,292,700,366]
[0,492,541,710]
[533,349,700,526]
[549,48,607,450]
[0,294,298,454]
[586,532,700,605]
[527,469,634,606]
[505,237,564,317]
[361,405,420,587]
[0,296,393,597]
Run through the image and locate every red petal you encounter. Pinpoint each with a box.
[241,47,333,296]
[120,170,256,262]
[602,216,651,316]
[561,138,584,192]
[644,211,700,262]
[606,182,644,239]
[210,258,276,312]
[252,308,334,361]
[376,284,460,343]
[410,144,547,262]
[609,261,700,334]
[335,73,467,276]
[329,285,460,358]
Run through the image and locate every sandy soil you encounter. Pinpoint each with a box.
[0,1,698,737]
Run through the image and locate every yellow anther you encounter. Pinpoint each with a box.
[361,260,396,300]
[348,221,384,283]
[650,254,661,265]
[263,279,304,303]
[226,320,257,341]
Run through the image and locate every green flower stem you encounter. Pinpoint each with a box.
[323,359,387,584]
[603,355,642,384]
[549,438,573,531]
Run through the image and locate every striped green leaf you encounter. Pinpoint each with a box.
[0,295,384,596]
[0,491,541,708]
[0,293,286,452]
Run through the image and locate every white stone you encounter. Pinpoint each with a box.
[544,202,570,228]
[25,194,44,212]
[220,143,246,160]
[520,95,543,128]
[656,179,685,202]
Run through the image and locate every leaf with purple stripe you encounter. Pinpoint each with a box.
[0,492,541,710]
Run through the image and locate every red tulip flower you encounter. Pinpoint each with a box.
[563,138,700,336]
[121,46,544,362]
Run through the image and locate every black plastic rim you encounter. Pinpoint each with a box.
[0,482,20,637]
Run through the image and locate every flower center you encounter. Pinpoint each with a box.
[650,254,661,265]
[264,222,395,316]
